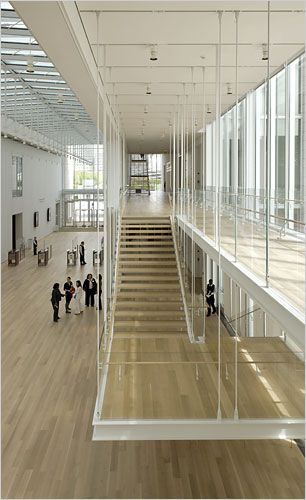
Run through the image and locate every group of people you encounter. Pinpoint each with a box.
[51,274,102,322]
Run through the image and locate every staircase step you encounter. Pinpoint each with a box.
[114,321,187,332]
[116,301,183,311]
[119,276,179,282]
[121,225,171,229]
[118,283,181,290]
[121,229,172,233]
[120,254,176,260]
[115,311,185,320]
[119,261,177,267]
[120,241,173,247]
[119,248,175,253]
[114,332,186,339]
[122,219,170,225]
[117,292,182,300]
[118,267,177,274]
[121,235,173,240]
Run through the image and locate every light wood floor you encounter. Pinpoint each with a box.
[2,223,305,498]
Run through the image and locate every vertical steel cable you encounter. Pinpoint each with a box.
[234,10,239,420]
[202,66,206,342]
[216,11,223,420]
[265,2,271,287]
[95,12,101,415]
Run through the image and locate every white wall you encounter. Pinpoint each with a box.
[1,138,62,261]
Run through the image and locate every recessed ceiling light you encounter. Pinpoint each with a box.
[226,83,232,95]
[206,104,211,114]
[150,45,158,61]
[146,84,152,95]
[26,56,34,73]
[200,55,206,60]
[262,43,268,61]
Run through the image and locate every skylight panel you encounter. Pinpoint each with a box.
[1,2,14,10]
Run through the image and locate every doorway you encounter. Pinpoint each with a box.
[12,213,23,250]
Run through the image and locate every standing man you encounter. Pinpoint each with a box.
[63,276,73,313]
[83,274,97,307]
[206,279,216,317]
[33,236,38,255]
[51,283,64,322]
[79,241,86,265]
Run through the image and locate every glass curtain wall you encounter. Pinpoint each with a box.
[178,52,305,314]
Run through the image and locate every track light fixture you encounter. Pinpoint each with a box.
[26,56,34,73]
[146,84,151,95]
[262,43,268,61]
[150,45,158,61]
[226,83,232,95]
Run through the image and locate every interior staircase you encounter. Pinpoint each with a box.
[114,216,187,338]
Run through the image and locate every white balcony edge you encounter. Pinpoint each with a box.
[92,415,304,441]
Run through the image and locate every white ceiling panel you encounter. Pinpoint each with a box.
[75,2,305,152]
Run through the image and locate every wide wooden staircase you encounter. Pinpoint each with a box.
[114,216,187,338]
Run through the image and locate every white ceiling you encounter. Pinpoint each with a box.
[10,1,305,154]
[76,0,305,153]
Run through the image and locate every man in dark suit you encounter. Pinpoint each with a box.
[63,276,73,313]
[33,236,38,255]
[79,241,86,265]
[206,279,216,316]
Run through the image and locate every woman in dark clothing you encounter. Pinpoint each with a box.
[51,283,64,322]
[98,273,102,311]
[83,274,97,307]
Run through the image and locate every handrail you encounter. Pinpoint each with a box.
[106,189,128,346]
[191,187,304,205]
[170,214,195,344]
[180,192,305,226]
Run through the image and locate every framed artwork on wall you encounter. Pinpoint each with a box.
[47,208,51,222]
[34,211,39,228]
